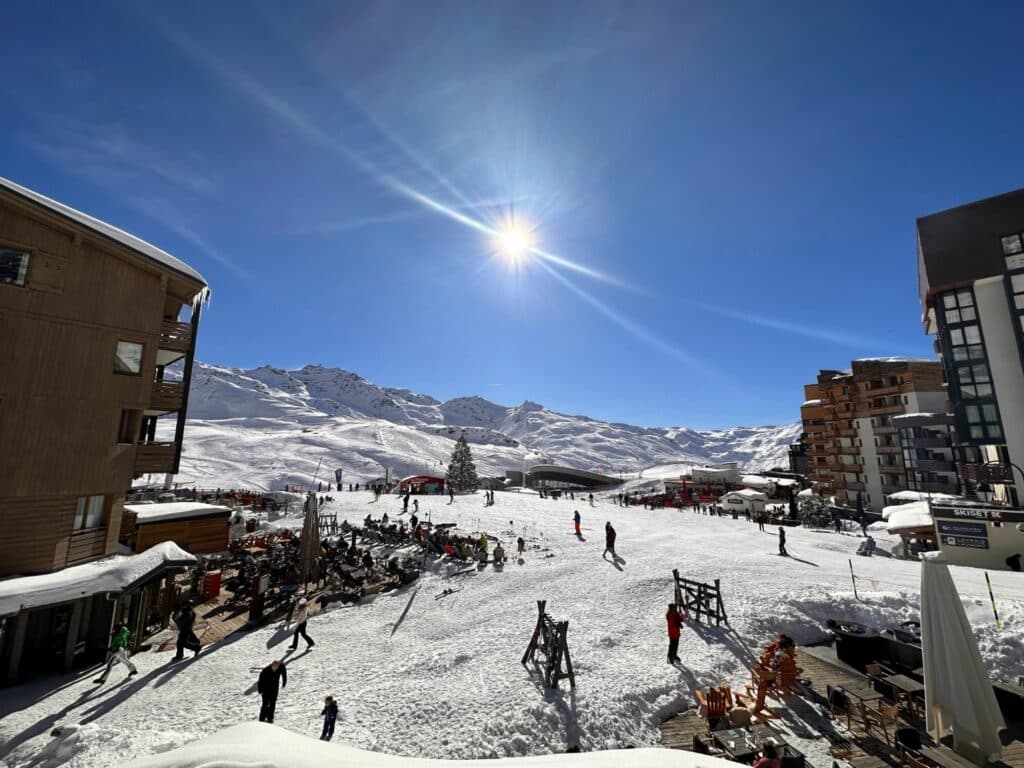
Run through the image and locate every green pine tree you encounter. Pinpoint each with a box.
[446,433,479,492]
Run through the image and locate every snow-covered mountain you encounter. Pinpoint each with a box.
[166,362,800,490]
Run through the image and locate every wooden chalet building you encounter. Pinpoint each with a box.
[0,176,209,683]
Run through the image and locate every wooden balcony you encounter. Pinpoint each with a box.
[838,445,860,455]
[879,464,905,474]
[869,404,905,416]
[876,444,901,454]
[917,479,959,494]
[149,380,185,413]
[135,442,177,474]
[846,481,865,491]
[159,320,192,353]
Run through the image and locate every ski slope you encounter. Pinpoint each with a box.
[2,492,1021,768]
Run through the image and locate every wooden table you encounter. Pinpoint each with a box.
[884,674,924,696]
[843,682,884,704]
[712,728,760,763]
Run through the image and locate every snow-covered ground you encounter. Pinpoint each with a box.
[148,362,800,490]
[2,492,1021,768]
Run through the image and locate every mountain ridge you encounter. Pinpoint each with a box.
[165,361,801,490]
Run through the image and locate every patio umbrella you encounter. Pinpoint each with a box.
[920,551,1004,764]
[298,492,321,585]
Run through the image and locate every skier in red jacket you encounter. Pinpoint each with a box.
[666,603,687,663]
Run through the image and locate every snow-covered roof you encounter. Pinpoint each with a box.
[0,176,207,288]
[797,488,814,497]
[125,501,232,524]
[123,722,731,768]
[854,357,934,363]
[802,399,822,407]
[740,475,773,488]
[882,501,934,531]
[885,490,962,504]
[726,488,767,499]
[0,542,195,616]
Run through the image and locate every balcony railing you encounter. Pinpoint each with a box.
[149,380,185,413]
[914,436,951,449]
[917,479,959,494]
[914,458,955,473]
[876,445,900,454]
[879,464,905,473]
[135,442,177,474]
[159,320,193,353]
[869,404,905,415]
[846,481,865,491]
[960,463,1014,483]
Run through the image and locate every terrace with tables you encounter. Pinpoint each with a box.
[661,624,1024,768]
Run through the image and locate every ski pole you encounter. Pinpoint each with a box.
[984,571,1001,627]
[849,559,859,600]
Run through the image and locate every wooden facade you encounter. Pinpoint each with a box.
[123,511,232,555]
[0,181,207,577]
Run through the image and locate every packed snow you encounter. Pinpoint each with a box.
[2,493,1021,768]
[0,542,195,616]
[119,722,733,768]
[151,362,801,490]
[124,503,232,524]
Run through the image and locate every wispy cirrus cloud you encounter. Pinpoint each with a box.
[24,122,241,276]
[691,302,892,349]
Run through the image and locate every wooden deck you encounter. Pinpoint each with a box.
[660,646,1024,768]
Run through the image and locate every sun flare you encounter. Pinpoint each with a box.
[494,221,535,262]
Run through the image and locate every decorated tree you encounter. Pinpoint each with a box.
[447,433,479,492]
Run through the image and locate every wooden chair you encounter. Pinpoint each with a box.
[826,684,853,730]
[695,685,734,731]
[857,700,900,746]
[776,654,804,696]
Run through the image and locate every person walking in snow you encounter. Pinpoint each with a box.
[173,600,202,660]
[410,512,419,529]
[777,526,787,556]
[320,695,338,741]
[257,660,287,723]
[517,536,525,556]
[588,493,594,507]
[603,522,617,557]
[288,597,316,650]
[573,510,582,537]
[413,498,419,515]
[666,603,687,663]
[448,487,455,504]
[95,622,137,684]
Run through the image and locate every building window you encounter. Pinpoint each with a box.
[114,341,144,375]
[74,495,106,531]
[0,248,30,286]
[1002,233,1023,256]
[117,409,140,444]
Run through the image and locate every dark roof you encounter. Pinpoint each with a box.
[917,187,1024,303]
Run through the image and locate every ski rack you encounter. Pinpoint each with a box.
[521,600,576,689]
[672,570,728,626]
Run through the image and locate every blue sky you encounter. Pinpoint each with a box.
[4,1,1024,428]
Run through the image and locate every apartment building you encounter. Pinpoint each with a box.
[0,177,208,683]
[799,359,948,510]
[917,188,1024,506]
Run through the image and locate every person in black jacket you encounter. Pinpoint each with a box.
[173,601,201,660]
[257,660,287,723]
[320,695,338,741]
[778,526,787,556]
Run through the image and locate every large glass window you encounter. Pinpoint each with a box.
[1003,233,1024,256]
[114,341,144,375]
[938,288,1003,442]
[0,248,30,286]
[74,495,105,531]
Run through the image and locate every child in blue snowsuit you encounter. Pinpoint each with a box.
[321,696,338,741]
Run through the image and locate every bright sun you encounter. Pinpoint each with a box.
[494,222,534,262]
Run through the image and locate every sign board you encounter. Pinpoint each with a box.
[936,520,987,537]
[258,574,270,594]
[932,505,1024,524]
[940,534,990,550]
[334,467,343,483]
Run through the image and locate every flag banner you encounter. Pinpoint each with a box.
[334,468,343,483]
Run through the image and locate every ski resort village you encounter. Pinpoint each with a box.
[3,6,1024,768]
